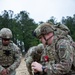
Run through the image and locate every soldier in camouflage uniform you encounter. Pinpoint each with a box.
[0,28,21,75]
[26,22,74,75]
[25,43,44,75]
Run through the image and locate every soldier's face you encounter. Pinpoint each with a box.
[39,35,46,45]
[2,38,10,46]
[39,32,54,46]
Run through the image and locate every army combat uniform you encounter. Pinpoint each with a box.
[26,36,74,75]
[26,23,74,75]
[25,44,44,75]
[0,40,21,75]
[40,36,74,75]
[0,28,21,75]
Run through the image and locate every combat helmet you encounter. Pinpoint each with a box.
[37,43,44,50]
[33,23,55,38]
[0,28,12,39]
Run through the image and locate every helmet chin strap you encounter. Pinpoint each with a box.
[42,34,53,45]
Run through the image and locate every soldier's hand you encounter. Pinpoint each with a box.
[1,69,9,75]
[31,62,42,73]
[6,69,9,74]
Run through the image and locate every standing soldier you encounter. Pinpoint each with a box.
[0,28,21,75]
[29,23,74,75]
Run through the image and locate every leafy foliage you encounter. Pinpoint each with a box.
[0,10,75,54]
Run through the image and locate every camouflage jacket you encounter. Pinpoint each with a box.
[0,40,21,74]
[40,35,74,75]
[25,35,74,75]
[25,44,44,75]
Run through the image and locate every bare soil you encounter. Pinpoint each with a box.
[16,58,30,75]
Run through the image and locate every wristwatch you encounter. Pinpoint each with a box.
[42,66,46,73]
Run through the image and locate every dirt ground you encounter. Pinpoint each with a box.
[16,58,30,75]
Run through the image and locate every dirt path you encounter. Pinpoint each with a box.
[16,58,30,75]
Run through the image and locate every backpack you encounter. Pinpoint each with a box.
[54,24,70,36]
[54,24,75,70]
